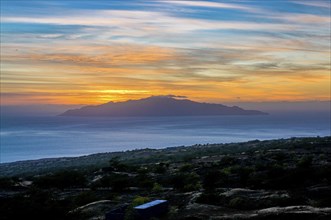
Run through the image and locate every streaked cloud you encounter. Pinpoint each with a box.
[158,0,264,13]
[0,0,330,104]
[292,1,331,9]
[2,10,302,34]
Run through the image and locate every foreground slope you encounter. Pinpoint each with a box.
[1,136,330,220]
[60,96,267,117]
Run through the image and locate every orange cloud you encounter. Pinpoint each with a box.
[1,41,329,105]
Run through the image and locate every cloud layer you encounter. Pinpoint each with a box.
[1,0,330,104]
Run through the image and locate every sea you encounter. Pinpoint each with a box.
[0,112,330,163]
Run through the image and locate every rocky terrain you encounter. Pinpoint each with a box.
[0,136,330,219]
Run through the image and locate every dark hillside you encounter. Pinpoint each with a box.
[1,136,330,220]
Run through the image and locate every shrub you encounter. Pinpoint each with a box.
[152,183,162,192]
[170,172,201,192]
[297,156,313,169]
[196,192,223,206]
[202,169,227,190]
[34,170,86,189]
[229,197,246,209]
[179,164,193,173]
[0,177,14,189]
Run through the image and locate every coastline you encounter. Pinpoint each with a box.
[1,136,330,177]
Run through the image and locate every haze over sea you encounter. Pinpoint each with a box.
[1,111,330,163]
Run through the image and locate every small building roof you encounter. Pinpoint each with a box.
[134,200,167,209]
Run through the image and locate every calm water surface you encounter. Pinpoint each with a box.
[1,112,330,163]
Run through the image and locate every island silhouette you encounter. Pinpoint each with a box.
[60,95,267,117]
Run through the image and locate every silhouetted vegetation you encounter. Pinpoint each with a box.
[0,136,330,219]
[33,170,87,189]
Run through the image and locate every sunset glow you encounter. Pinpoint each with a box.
[1,0,330,105]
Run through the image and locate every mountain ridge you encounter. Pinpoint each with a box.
[60,95,268,117]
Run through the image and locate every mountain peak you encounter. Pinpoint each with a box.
[60,96,267,117]
[146,95,188,100]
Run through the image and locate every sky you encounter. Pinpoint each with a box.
[1,0,330,105]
